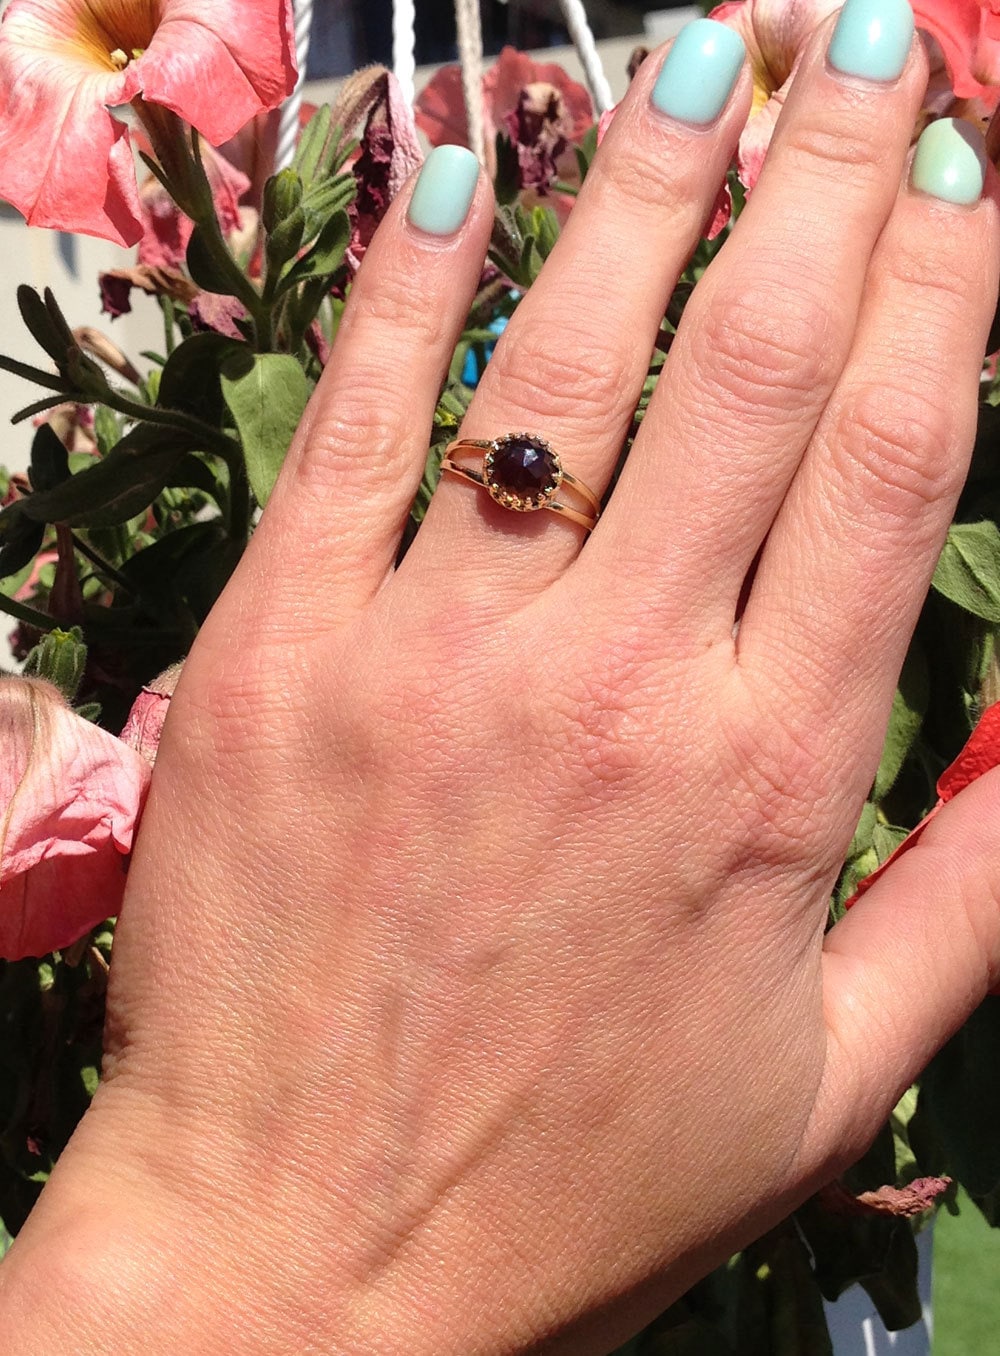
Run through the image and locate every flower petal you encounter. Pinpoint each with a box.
[136,0,297,145]
[913,0,1000,100]
[0,29,142,243]
[0,678,151,959]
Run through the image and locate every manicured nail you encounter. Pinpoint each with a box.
[408,145,480,236]
[828,0,914,83]
[650,19,746,126]
[911,118,987,205]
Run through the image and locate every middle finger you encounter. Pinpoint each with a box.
[401,21,752,609]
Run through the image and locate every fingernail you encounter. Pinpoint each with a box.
[650,19,746,126]
[828,0,914,83]
[911,117,987,204]
[408,145,480,236]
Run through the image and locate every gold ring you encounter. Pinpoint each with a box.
[441,433,600,533]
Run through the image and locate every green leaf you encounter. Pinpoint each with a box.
[911,997,1000,1210]
[17,285,71,365]
[0,502,45,579]
[93,406,122,457]
[17,424,202,529]
[933,521,1000,622]
[494,133,521,206]
[186,226,239,296]
[28,423,70,493]
[277,210,351,292]
[873,643,930,799]
[220,351,311,506]
[293,104,335,186]
[157,332,242,421]
[300,173,357,241]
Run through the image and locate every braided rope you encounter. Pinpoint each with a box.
[276,0,315,170]
[454,0,486,164]
[392,0,418,108]
[557,0,613,113]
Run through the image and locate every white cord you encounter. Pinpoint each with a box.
[454,0,486,164]
[557,0,613,114]
[392,0,418,108]
[276,0,315,171]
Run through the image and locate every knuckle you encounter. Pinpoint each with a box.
[534,635,660,802]
[294,362,416,494]
[829,383,961,520]
[780,115,884,181]
[692,283,836,414]
[482,317,634,433]
[718,697,835,873]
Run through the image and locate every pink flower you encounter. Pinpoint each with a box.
[917,0,1000,98]
[710,0,1000,201]
[0,677,151,960]
[415,46,592,194]
[0,0,297,246]
[119,661,182,765]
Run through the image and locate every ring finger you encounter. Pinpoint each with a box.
[401,20,752,609]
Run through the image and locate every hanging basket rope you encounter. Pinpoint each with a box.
[276,0,315,170]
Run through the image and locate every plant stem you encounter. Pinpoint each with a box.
[101,389,240,461]
[160,296,177,357]
[0,592,56,633]
[69,534,136,594]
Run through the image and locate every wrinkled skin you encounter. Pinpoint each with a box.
[3,18,1000,1355]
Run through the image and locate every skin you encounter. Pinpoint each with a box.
[3,16,1000,1354]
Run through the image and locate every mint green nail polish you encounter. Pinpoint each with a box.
[408,145,480,236]
[828,0,914,82]
[651,19,746,126]
[911,117,987,205]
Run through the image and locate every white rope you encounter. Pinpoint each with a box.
[454,0,486,165]
[276,0,315,171]
[557,0,613,114]
[392,0,417,108]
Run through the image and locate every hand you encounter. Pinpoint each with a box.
[3,14,999,1354]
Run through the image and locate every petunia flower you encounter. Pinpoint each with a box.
[0,0,297,246]
[711,0,1000,202]
[415,46,592,196]
[0,676,151,960]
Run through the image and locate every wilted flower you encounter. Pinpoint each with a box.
[137,141,253,272]
[0,0,297,246]
[119,661,182,765]
[0,677,151,960]
[415,46,592,196]
[334,68,424,276]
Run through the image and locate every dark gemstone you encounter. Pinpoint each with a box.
[490,435,559,498]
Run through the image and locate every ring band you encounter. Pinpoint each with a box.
[441,433,600,532]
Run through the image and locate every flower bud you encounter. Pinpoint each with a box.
[262,168,304,233]
[22,625,88,703]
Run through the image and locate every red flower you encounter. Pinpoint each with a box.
[0,677,151,960]
[415,46,592,195]
[0,0,297,246]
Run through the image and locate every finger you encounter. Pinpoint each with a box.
[400,22,752,611]
[577,0,927,635]
[807,769,1000,1169]
[213,147,493,641]
[738,122,999,786]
